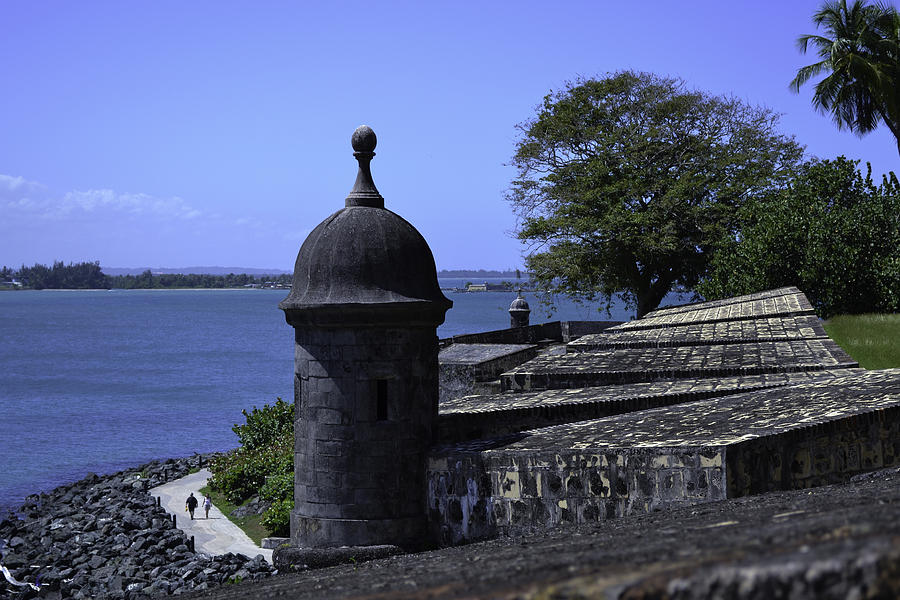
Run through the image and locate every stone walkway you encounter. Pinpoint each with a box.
[149,469,273,562]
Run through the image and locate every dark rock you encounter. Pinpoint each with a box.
[229,496,270,518]
[88,554,106,569]
[3,551,27,567]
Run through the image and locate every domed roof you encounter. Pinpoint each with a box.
[279,126,452,325]
[509,291,530,312]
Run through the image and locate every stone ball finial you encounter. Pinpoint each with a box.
[351,125,377,153]
[346,125,383,207]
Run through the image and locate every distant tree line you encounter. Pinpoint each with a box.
[1,262,292,290]
[438,269,525,279]
[107,270,291,289]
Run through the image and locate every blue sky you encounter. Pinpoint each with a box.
[1,1,897,271]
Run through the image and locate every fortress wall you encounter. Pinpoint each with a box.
[726,406,900,497]
[426,447,726,545]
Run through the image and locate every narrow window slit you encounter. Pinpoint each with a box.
[376,379,388,421]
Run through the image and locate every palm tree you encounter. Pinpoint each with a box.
[791,0,900,156]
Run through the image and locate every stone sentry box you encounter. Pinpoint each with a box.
[278,126,452,550]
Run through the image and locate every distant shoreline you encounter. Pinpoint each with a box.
[0,287,289,292]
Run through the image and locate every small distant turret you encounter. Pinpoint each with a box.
[509,290,531,328]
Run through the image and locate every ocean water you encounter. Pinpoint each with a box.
[0,285,690,512]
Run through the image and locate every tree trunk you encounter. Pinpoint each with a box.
[635,278,674,319]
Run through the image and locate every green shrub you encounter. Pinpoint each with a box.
[208,442,292,505]
[233,398,294,451]
[260,471,293,503]
[209,398,294,507]
[260,498,293,537]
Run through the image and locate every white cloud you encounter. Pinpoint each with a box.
[0,174,46,204]
[61,189,202,220]
[0,173,295,268]
[0,175,203,222]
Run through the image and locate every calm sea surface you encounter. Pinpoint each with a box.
[0,284,690,512]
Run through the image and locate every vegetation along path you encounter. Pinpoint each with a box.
[150,470,272,563]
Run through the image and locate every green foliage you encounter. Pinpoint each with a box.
[209,398,294,512]
[825,314,900,369]
[208,443,293,505]
[105,271,292,289]
[233,398,294,452]
[792,0,900,155]
[698,157,900,318]
[508,70,803,317]
[1,262,292,290]
[260,498,293,537]
[259,471,293,503]
[12,261,109,289]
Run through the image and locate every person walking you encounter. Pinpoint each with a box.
[203,494,212,519]
[185,492,198,520]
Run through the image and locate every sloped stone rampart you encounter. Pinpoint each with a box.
[642,286,800,318]
[609,287,814,331]
[501,339,857,391]
[172,467,900,600]
[437,370,853,443]
[569,315,828,350]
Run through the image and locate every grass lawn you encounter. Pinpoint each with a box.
[824,314,900,370]
[199,485,269,545]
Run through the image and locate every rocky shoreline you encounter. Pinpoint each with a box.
[0,455,274,600]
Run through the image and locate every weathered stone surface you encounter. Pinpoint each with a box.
[272,544,401,571]
[438,370,855,443]
[609,286,814,331]
[502,339,857,391]
[569,314,829,350]
[439,343,538,402]
[644,286,801,317]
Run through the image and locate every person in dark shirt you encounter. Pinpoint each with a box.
[185,492,198,520]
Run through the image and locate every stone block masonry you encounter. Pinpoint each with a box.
[292,325,439,548]
[427,369,900,544]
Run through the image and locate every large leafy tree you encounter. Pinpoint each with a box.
[508,71,803,317]
[791,0,900,155]
[698,157,900,318]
